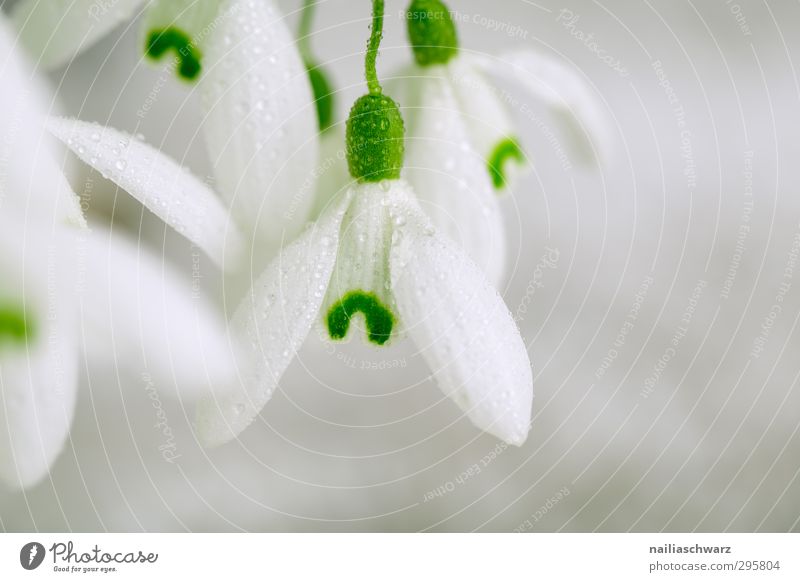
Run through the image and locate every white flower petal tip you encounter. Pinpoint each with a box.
[47,117,245,271]
[484,51,613,166]
[200,0,319,251]
[195,193,352,447]
[11,0,146,70]
[0,321,78,488]
[0,219,78,489]
[389,192,533,445]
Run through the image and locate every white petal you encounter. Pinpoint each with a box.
[47,117,244,271]
[77,227,237,400]
[477,51,612,165]
[389,189,533,445]
[200,0,318,254]
[0,22,85,228]
[195,192,351,446]
[401,71,507,287]
[10,0,146,70]
[0,216,78,489]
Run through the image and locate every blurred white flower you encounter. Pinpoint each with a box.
[0,16,233,489]
[12,0,232,81]
[47,0,343,264]
[389,0,611,285]
[11,0,346,240]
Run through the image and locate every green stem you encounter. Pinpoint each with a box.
[298,0,316,60]
[366,0,385,94]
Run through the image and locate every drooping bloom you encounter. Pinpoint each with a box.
[0,17,234,489]
[53,0,534,448]
[390,0,611,284]
[200,0,533,447]
[12,0,342,253]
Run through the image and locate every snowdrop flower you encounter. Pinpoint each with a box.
[390,0,610,284]
[197,0,534,447]
[0,17,234,489]
[52,0,534,448]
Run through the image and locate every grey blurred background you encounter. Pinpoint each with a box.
[1,0,799,531]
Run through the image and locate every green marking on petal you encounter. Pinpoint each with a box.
[146,27,202,81]
[488,137,525,190]
[306,61,335,133]
[327,291,395,346]
[0,303,33,346]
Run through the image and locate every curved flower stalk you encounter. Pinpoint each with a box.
[389,0,611,285]
[0,19,235,489]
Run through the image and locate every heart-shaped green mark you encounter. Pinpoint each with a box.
[327,291,395,346]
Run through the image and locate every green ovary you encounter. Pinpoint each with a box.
[0,304,33,346]
[327,291,395,346]
[406,0,459,66]
[346,93,405,182]
[488,138,525,190]
[146,28,202,81]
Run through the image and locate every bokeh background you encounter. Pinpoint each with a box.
[2,0,799,532]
